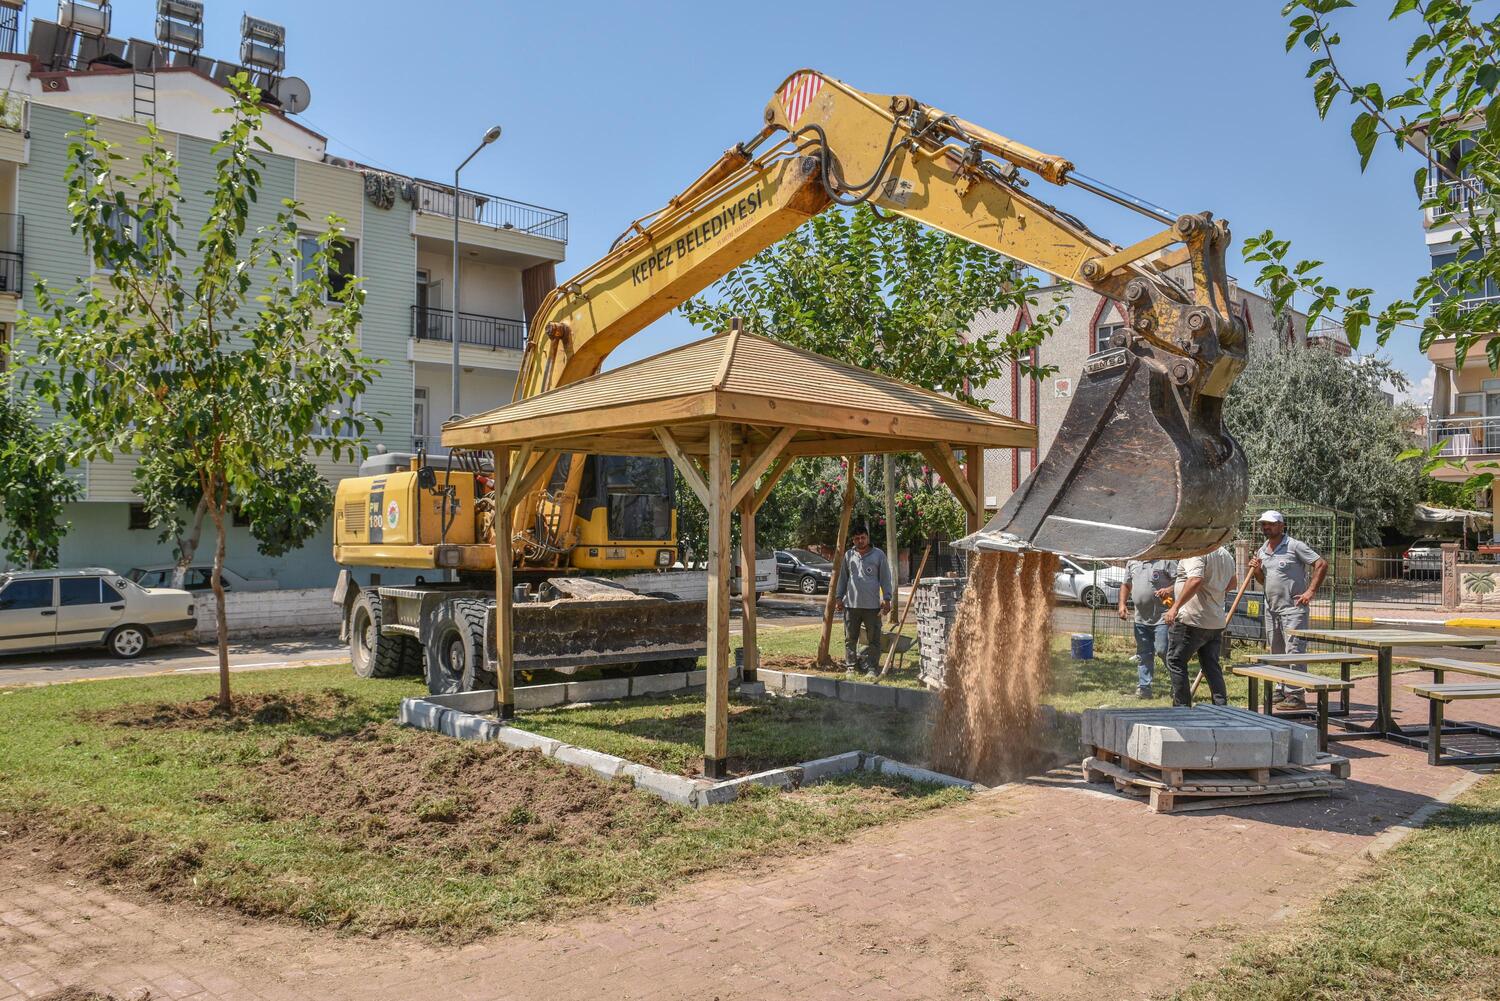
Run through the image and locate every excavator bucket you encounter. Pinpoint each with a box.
[961,347,1247,561]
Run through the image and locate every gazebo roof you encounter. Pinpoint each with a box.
[441,330,1036,455]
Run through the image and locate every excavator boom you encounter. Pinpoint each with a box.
[457,70,1250,561]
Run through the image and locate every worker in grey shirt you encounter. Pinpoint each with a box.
[1118,558,1178,699]
[1249,509,1328,709]
[834,525,893,674]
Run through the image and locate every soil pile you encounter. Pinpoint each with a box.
[929,551,1059,785]
[84,689,363,732]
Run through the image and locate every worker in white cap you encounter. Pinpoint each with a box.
[1248,510,1329,709]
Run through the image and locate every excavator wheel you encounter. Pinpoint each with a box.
[425,597,492,695]
[350,589,416,679]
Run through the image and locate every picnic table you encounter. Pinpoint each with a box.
[1290,628,1496,743]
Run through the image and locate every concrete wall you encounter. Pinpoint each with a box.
[191,586,341,641]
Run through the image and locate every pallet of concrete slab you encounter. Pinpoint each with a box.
[1082,705,1327,771]
[1083,754,1347,814]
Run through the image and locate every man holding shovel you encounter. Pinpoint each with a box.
[1249,510,1328,710]
[1162,545,1237,707]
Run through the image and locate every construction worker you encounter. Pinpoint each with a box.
[1248,510,1329,710]
[834,524,893,675]
[1163,545,1237,707]
[1118,557,1178,699]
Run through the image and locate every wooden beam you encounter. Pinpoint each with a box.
[965,444,985,534]
[704,421,733,779]
[717,391,1036,450]
[781,435,921,458]
[923,444,977,517]
[730,425,794,509]
[500,449,562,514]
[817,456,859,668]
[749,453,794,513]
[655,427,710,508]
[493,444,535,514]
[493,448,515,720]
[739,493,759,683]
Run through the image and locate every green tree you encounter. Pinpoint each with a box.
[1244,1,1500,487]
[7,77,379,708]
[0,394,79,569]
[1226,343,1423,545]
[680,204,1061,563]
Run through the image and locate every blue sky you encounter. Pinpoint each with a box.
[159,0,1431,395]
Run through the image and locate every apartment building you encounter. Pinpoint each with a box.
[0,2,567,585]
[971,265,1317,512]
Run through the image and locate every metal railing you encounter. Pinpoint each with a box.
[411,306,526,351]
[0,214,23,295]
[413,181,568,243]
[1430,176,1487,212]
[1428,414,1500,456]
[1455,293,1500,316]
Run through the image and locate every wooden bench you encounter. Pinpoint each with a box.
[1232,664,1354,752]
[1407,682,1500,765]
[1254,652,1375,716]
[1402,656,1500,685]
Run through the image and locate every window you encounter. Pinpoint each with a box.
[413,387,429,449]
[317,392,361,439]
[1094,321,1125,354]
[128,504,152,530]
[0,578,53,610]
[299,235,358,300]
[96,206,162,273]
[60,577,123,606]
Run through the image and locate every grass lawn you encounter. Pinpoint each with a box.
[0,665,964,941]
[522,692,929,776]
[1176,771,1500,1000]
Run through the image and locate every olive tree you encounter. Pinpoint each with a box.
[9,77,380,709]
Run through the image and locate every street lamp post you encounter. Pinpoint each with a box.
[450,124,503,421]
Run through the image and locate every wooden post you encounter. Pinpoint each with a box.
[739,493,759,683]
[704,421,733,779]
[884,454,898,624]
[965,445,984,534]
[817,456,859,668]
[493,447,515,720]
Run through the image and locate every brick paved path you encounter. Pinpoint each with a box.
[2,673,1492,1001]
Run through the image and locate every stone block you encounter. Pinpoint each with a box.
[626,765,704,807]
[494,726,563,757]
[686,669,708,687]
[514,684,567,710]
[876,757,976,790]
[780,672,811,695]
[552,744,632,781]
[565,677,631,703]
[691,767,801,807]
[445,712,499,742]
[838,680,897,708]
[895,687,936,713]
[630,672,688,697]
[805,675,840,698]
[737,681,767,698]
[797,750,862,784]
[426,690,499,714]
[758,669,786,693]
[398,698,446,731]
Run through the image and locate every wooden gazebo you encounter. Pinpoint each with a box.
[443,328,1035,777]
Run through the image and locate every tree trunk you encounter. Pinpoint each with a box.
[884,454,898,624]
[207,494,231,711]
[172,495,211,590]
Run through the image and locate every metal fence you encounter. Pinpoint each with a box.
[1351,554,1443,607]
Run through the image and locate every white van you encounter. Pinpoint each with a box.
[0,568,196,658]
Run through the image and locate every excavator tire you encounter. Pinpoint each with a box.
[425,597,491,695]
[350,589,415,679]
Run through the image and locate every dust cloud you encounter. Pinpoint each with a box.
[930,551,1059,785]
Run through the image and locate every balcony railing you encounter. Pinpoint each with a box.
[1429,414,1500,456]
[0,213,23,295]
[413,181,568,243]
[1455,293,1500,317]
[1430,176,1487,213]
[411,306,526,351]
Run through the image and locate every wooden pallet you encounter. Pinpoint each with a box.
[1087,744,1351,786]
[1083,755,1346,815]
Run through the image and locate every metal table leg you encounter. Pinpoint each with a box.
[1375,645,1395,736]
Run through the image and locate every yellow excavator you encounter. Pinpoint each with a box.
[331,69,1249,693]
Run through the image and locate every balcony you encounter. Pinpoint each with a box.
[413,181,568,243]
[411,306,526,352]
[1429,415,1500,456]
[1431,177,1486,213]
[0,213,22,295]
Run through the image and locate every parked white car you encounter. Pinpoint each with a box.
[127,564,277,592]
[0,568,196,658]
[1054,557,1127,609]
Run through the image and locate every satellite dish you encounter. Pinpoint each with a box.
[274,76,311,114]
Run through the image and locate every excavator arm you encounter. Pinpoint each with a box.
[490,70,1250,561]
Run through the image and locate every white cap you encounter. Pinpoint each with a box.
[1257,510,1285,524]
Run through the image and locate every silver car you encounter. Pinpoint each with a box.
[0,568,196,658]
[1054,557,1127,609]
[128,564,277,592]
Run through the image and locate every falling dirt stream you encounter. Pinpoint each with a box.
[930,551,1060,785]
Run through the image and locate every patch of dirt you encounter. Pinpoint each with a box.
[762,654,819,672]
[81,689,362,732]
[243,726,666,863]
